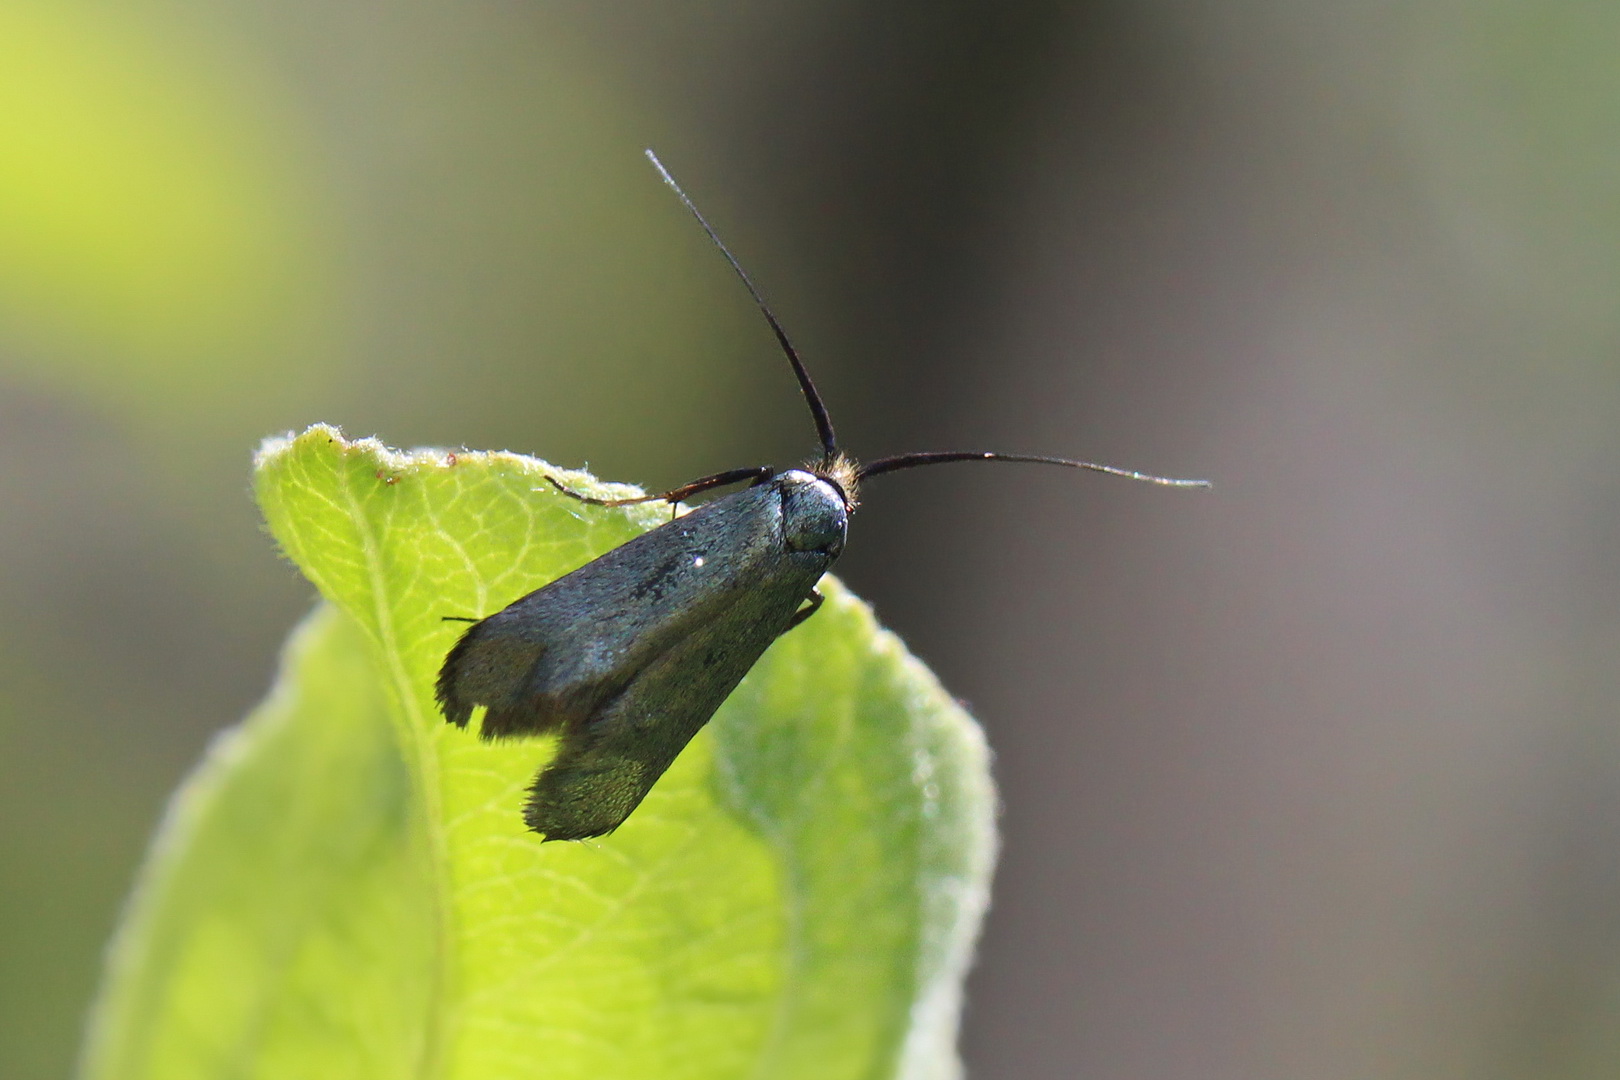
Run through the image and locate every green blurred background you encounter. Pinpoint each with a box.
[6,2,1620,1077]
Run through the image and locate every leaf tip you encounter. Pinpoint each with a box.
[253,422,352,470]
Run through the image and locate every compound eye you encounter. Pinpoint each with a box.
[780,475,847,555]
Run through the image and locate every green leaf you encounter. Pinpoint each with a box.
[81,424,997,1080]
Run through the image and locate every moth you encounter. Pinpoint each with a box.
[436,151,1207,841]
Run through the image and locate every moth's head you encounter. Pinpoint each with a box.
[778,468,849,557]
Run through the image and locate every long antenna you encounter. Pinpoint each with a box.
[645,149,840,465]
[859,451,1210,488]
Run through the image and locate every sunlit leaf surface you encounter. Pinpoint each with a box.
[82,425,996,1080]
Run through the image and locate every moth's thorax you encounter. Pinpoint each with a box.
[777,469,848,556]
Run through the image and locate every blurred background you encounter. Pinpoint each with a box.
[5,1,1620,1077]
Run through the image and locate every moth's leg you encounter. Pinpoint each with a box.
[783,588,824,633]
[546,466,773,508]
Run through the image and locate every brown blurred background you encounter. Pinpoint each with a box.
[5,1,1620,1077]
